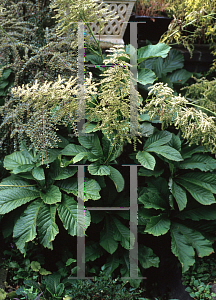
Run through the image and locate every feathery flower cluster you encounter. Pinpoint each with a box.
[145,83,216,153]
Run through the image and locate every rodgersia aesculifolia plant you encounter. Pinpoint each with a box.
[1,0,216,161]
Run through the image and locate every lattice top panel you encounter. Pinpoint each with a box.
[91,1,135,38]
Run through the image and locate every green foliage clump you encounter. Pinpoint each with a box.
[183,255,216,299]
[161,0,216,55]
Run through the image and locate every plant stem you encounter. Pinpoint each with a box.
[80,13,104,61]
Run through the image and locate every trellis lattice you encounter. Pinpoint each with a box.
[91,0,136,47]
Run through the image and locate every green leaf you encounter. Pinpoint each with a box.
[40,185,61,204]
[0,80,9,89]
[56,177,101,201]
[171,180,187,211]
[137,43,171,64]
[37,203,59,249]
[138,68,156,86]
[13,200,43,254]
[172,223,213,263]
[138,245,160,269]
[61,144,87,156]
[176,178,216,205]
[88,163,111,176]
[170,223,195,272]
[78,134,103,158]
[153,49,184,77]
[167,133,181,152]
[144,130,172,149]
[139,191,167,210]
[136,151,156,170]
[108,166,124,192]
[99,216,118,254]
[147,145,183,161]
[0,178,36,190]
[178,172,216,193]
[102,252,120,275]
[167,69,192,84]
[1,68,11,79]
[52,167,77,181]
[179,154,216,172]
[4,151,34,171]
[178,206,216,221]
[73,152,90,163]
[39,268,52,275]
[119,249,142,288]
[0,187,39,214]
[139,122,155,137]
[65,258,76,266]
[145,214,171,236]
[138,166,164,177]
[85,242,104,262]
[85,53,103,65]
[32,166,45,181]
[57,194,91,236]
[83,123,99,133]
[13,164,35,174]
[112,216,135,250]
[31,261,41,272]
[181,145,206,159]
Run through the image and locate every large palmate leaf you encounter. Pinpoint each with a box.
[167,133,181,152]
[112,216,135,250]
[147,145,183,161]
[13,200,43,254]
[138,245,160,269]
[167,69,192,84]
[61,144,87,156]
[139,122,155,137]
[179,154,216,172]
[153,49,184,78]
[144,131,172,149]
[102,252,120,275]
[78,133,103,158]
[136,151,156,170]
[137,43,171,64]
[145,214,171,236]
[138,68,156,86]
[56,177,101,201]
[139,191,167,210]
[51,166,77,181]
[181,145,206,159]
[138,166,164,177]
[99,216,119,254]
[85,241,104,262]
[57,194,91,236]
[170,223,195,272]
[170,180,187,211]
[179,172,216,193]
[0,186,39,214]
[88,163,111,176]
[170,223,213,272]
[0,178,36,190]
[108,166,124,192]
[4,151,34,172]
[178,205,216,221]
[40,185,61,204]
[176,179,216,205]
[32,166,45,181]
[37,203,59,249]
